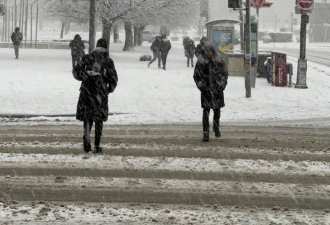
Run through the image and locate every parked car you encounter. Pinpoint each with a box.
[142,31,155,43]
[261,36,273,43]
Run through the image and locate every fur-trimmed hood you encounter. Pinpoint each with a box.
[197,53,222,65]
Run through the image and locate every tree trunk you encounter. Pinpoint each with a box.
[60,22,65,39]
[113,23,119,43]
[64,22,70,34]
[133,26,138,47]
[123,20,134,51]
[137,25,145,46]
[102,18,112,49]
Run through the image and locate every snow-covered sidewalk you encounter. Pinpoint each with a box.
[1,41,330,125]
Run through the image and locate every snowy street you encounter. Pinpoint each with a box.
[1,39,330,125]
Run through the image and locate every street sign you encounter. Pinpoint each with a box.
[0,4,5,16]
[243,2,273,8]
[297,0,314,10]
[252,0,266,8]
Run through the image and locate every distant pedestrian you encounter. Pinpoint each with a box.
[182,36,189,56]
[195,36,207,58]
[148,36,162,69]
[193,42,228,142]
[72,38,118,153]
[69,34,85,69]
[11,27,23,59]
[185,39,195,68]
[160,34,171,70]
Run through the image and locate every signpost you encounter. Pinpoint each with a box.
[0,4,5,15]
[295,0,314,89]
[243,1,273,89]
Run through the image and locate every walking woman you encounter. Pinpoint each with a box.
[193,42,228,142]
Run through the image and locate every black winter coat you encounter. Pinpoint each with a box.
[69,35,85,60]
[185,40,195,58]
[73,47,118,122]
[193,52,228,109]
[195,38,205,57]
[11,29,23,45]
[160,39,171,54]
[150,38,162,52]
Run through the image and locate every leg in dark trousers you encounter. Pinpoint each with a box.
[158,52,162,68]
[83,119,93,152]
[161,52,168,70]
[213,108,221,137]
[191,57,194,67]
[149,52,157,65]
[94,120,103,147]
[187,57,190,67]
[203,108,210,142]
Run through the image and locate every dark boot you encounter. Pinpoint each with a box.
[83,135,91,153]
[213,126,221,138]
[94,145,103,153]
[203,132,209,142]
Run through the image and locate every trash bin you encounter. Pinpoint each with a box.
[264,57,271,83]
[286,63,293,87]
[271,52,287,87]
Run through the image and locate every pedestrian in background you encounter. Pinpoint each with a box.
[185,39,195,68]
[183,36,190,56]
[148,36,162,69]
[160,34,171,70]
[69,34,85,69]
[73,38,118,153]
[193,42,228,142]
[195,36,207,58]
[11,27,23,59]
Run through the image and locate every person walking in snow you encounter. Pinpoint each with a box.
[193,42,228,142]
[183,36,190,56]
[148,36,162,68]
[69,34,85,69]
[185,39,195,68]
[195,36,207,58]
[73,38,118,153]
[11,27,23,59]
[160,34,171,70]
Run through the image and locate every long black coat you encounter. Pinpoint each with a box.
[73,47,118,122]
[193,52,228,109]
[150,38,162,52]
[11,28,23,45]
[185,39,195,58]
[69,34,85,61]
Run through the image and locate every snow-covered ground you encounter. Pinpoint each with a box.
[1,30,330,125]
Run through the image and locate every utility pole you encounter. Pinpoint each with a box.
[290,11,293,32]
[245,0,251,98]
[35,3,38,48]
[88,0,96,53]
[274,13,277,32]
[24,0,28,48]
[30,3,32,48]
[14,0,16,27]
[239,0,244,51]
[21,0,24,30]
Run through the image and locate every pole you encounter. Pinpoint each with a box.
[11,6,13,32]
[295,10,308,89]
[245,0,251,98]
[21,0,24,30]
[24,0,28,48]
[290,12,293,33]
[19,0,22,29]
[35,3,38,48]
[88,0,96,53]
[239,0,244,52]
[275,13,277,32]
[4,0,6,42]
[2,0,5,42]
[256,8,259,80]
[14,0,17,27]
[7,5,10,41]
[30,3,32,48]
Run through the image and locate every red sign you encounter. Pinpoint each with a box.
[252,0,266,9]
[297,0,313,9]
[243,2,273,8]
[271,53,287,87]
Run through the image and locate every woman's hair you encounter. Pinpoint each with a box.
[202,42,215,52]
[96,38,108,49]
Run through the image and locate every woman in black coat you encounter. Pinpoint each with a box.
[193,42,228,142]
[69,34,85,68]
[73,38,118,153]
[185,39,195,67]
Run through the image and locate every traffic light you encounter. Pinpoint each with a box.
[228,0,240,8]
